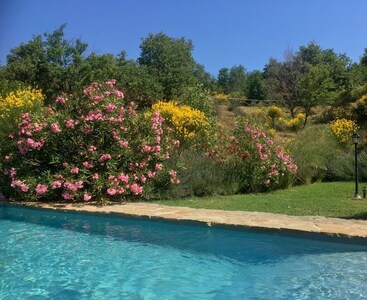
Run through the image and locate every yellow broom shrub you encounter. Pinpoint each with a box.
[152,101,210,147]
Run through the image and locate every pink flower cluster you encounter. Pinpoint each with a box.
[16,113,46,153]
[2,80,178,202]
[65,119,79,129]
[232,122,298,190]
[50,123,61,133]
[55,96,67,105]
[35,184,48,195]
[11,179,29,192]
[169,170,180,184]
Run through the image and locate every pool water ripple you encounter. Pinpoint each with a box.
[1,206,367,299]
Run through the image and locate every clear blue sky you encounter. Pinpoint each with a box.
[1,0,367,76]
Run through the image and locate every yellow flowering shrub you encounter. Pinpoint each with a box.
[213,93,230,102]
[333,106,353,120]
[355,95,367,120]
[267,105,283,128]
[330,118,359,144]
[152,101,210,147]
[356,95,367,107]
[286,113,305,132]
[0,87,44,120]
[267,105,283,119]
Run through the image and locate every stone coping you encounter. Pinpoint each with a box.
[5,201,367,239]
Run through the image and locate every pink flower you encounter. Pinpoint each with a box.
[65,119,78,129]
[50,123,61,133]
[64,182,78,192]
[130,183,143,195]
[51,181,62,189]
[99,154,112,162]
[88,145,97,152]
[114,90,124,98]
[260,154,268,160]
[119,141,129,148]
[83,161,94,169]
[20,183,29,192]
[272,170,279,176]
[173,140,180,147]
[118,173,129,183]
[169,170,177,177]
[92,173,99,180]
[62,192,72,200]
[26,138,44,150]
[35,184,48,195]
[147,171,156,178]
[169,170,180,184]
[70,167,79,174]
[8,133,14,139]
[106,103,117,112]
[83,193,92,201]
[107,188,117,196]
[75,181,84,189]
[55,96,67,104]
[287,164,298,172]
[143,145,152,153]
[117,188,125,195]
[264,179,270,186]
[155,163,163,171]
[4,155,10,161]
[10,168,16,178]
[92,95,103,102]
[105,80,116,87]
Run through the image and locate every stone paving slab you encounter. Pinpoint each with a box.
[10,202,367,238]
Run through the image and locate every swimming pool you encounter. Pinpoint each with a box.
[1,205,367,299]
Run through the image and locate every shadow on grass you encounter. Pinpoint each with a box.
[343,212,367,220]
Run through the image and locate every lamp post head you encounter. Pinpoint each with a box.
[352,132,360,145]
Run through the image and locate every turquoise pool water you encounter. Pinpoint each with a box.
[1,205,367,299]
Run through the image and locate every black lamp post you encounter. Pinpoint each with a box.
[352,132,361,199]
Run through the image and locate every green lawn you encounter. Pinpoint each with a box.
[153,182,367,219]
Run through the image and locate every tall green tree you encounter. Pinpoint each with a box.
[5,24,88,101]
[228,65,248,97]
[117,57,163,108]
[298,64,336,125]
[263,55,301,117]
[247,70,265,100]
[217,67,230,94]
[138,32,197,100]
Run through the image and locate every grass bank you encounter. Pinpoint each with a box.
[154,182,367,220]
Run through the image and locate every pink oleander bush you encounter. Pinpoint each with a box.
[230,119,297,192]
[0,80,179,202]
[207,118,298,193]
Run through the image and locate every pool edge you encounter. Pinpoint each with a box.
[3,201,367,240]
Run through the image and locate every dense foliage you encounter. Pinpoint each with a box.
[0,81,179,202]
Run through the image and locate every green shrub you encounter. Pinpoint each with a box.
[173,150,237,197]
[326,149,367,181]
[288,124,340,183]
